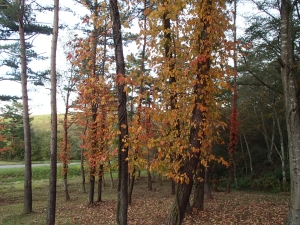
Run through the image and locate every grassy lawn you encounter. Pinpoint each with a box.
[0,166,290,225]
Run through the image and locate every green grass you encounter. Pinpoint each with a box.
[0,164,83,183]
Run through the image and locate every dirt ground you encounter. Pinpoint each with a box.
[0,177,289,225]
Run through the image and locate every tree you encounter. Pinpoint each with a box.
[0,0,52,213]
[46,0,59,224]
[140,0,231,223]
[110,0,129,224]
[226,0,238,193]
[17,0,32,214]
[280,0,300,223]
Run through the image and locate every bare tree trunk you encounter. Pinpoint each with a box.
[171,180,176,195]
[108,158,114,189]
[128,168,135,204]
[97,164,103,202]
[240,133,248,177]
[46,0,59,224]
[81,118,88,193]
[192,164,205,211]
[63,173,70,201]
[18,0,32,214]
[226,0,238,194]
[242,132,253,173]
[281,0,300,223]
[274,107,286,186]
[110,0,129,224]
[147,149,152,191]
[62,106,70,201]
[204,166,212,199]
[88,164,95,205]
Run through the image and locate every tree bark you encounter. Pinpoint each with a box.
[274,107,286,186]
[192,164,205,211]
[128,168,135,204]
[81,118,88,193]
[46,0,59,224]
[97,164,103,202]
[226,0,238,194]
[18,0,32,214]
[281,0,300,224]
[242,132,253,173]
[204,166,212,199]
[110,0,129,224]
[62,100,70,201]
[108,158,114,189]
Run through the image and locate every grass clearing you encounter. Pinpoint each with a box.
[0,167,290,224]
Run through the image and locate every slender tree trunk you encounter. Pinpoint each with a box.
[204,166,212,199]
[81,118,88,193]
[274,107,286,185]
[171,180,176,195]
[110,0,129,224]
[97,164,103,202]
[46,0,59,224]
[62,106,70,201]
[192,164,205,211]
[280,1,300,223]
[128,168,135,204]
[81,148,86,193]
[226,0,238,194]
[63,172,70,201]
[18,0,32,214]
[240,133,248,177]
[108,158,114,189]
[147,143,152,190]
[242,132,253,173]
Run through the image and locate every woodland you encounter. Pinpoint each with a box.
[0,0,299,224]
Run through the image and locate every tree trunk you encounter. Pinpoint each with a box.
[171,180,176,195]
[147,149,152,190]
[108,158,114,189]
[192,165,205,211]
[81,119,88,193]
[242,132,253,173]
[128,169,135,204]
[240,133,248,177]
[226,0,238,194]
[88,171,95,205]
[280,0,300,224]
[204,166,212,199]
[62,107,70,201]
[81,148,86,193]
[46,0,59,224]
[63,173,70,201]
[18,0,32,214]
[97,164,103,202]
[110,0,129,224]
[274,107,286,186]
